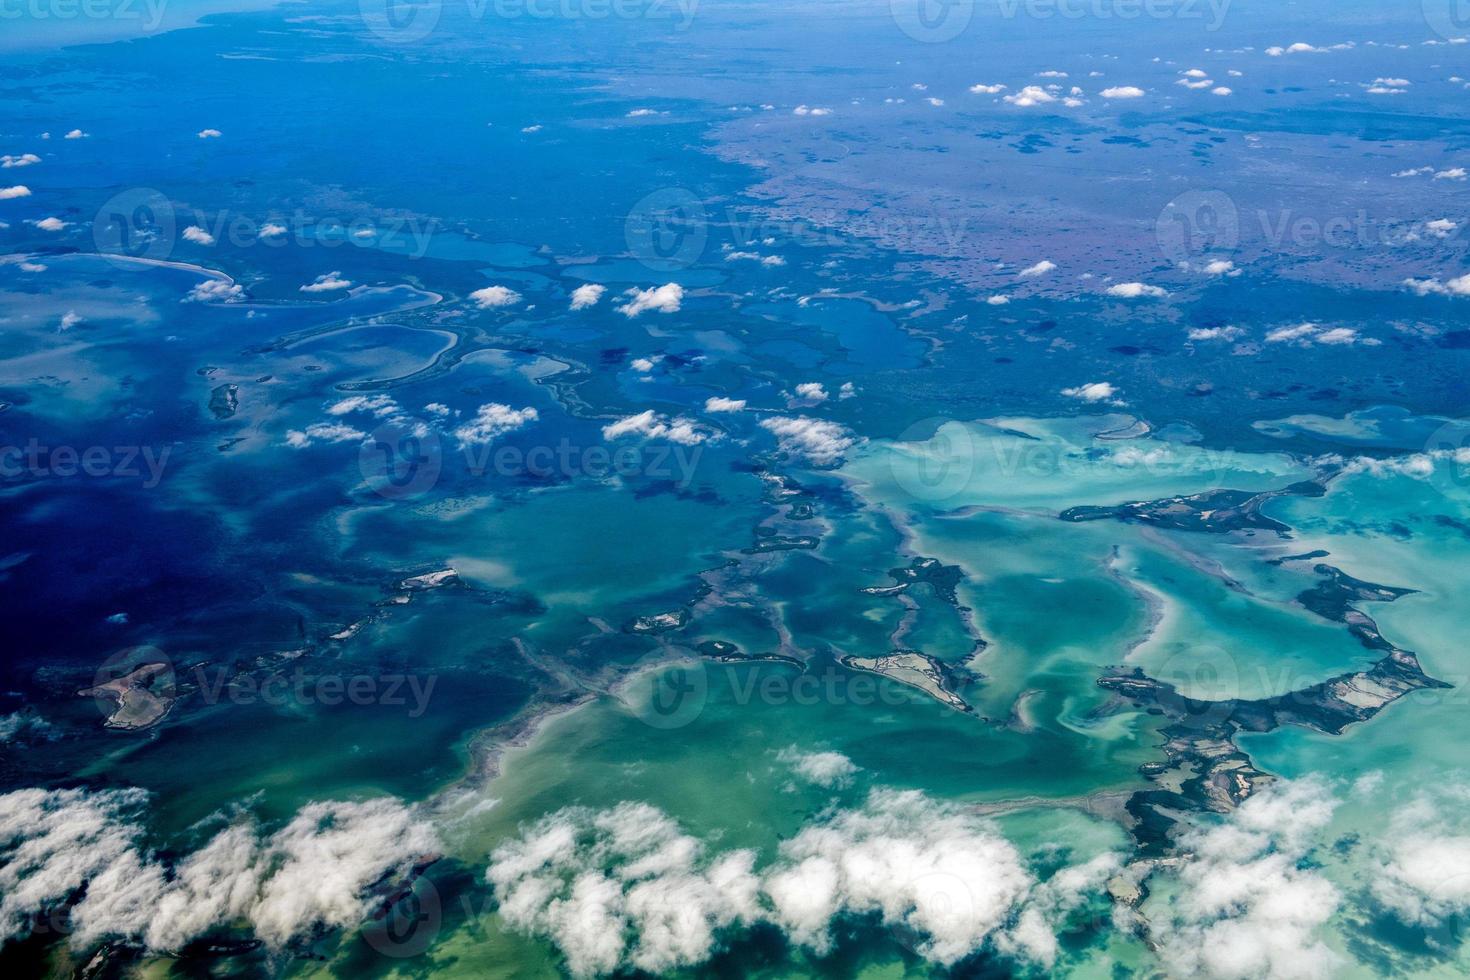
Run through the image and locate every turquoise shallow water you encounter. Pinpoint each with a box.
[1,0,1469,977]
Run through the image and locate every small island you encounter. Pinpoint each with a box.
[840,651,971,711]
[77,661,176,731]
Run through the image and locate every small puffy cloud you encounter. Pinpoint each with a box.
[1315,327,1363,345]
[1201,259,1237,275]
[1099,86,1145,99]
[793,382,829,403]
[33,216,67,231]
[969,83,1006,95]
[603,409,707,446]
[455,403,539,445]
[185,278,243,303]
[986,295,1010,305]
[300,271,353,293]
[1182,68,1208,78]
[759,416,855,466]
[197,128,222,139]
[1004,86,1056,107]
[0,154,40,168]
[1211,86,1233,96]
[1265,322,1320,343]
[1188,325,1245,341]
[1435,168,1468,180]
[1425,219,1458,239]
[626,108,660,117]
[1061,381,1120,403]
[705,396,746,412]
[618,283,684,317]
[181,225,215,246]
[1018,259,1056,278]
[792,105,832,116]
[778,748,859,788]
[63,129,88,139]
[260,222,287,238]
[0,185,31,200]
[59,311,83,330]
[521,124,542,133]
[570,283,606,310]
[470,285,522,308]
[1105,282,1168,298]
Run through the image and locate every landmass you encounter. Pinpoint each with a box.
[839,651,971,711]
[77,661,176,731]
[208,383,239,420]
[1059,480,1327,535]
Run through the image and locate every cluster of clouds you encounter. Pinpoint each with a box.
[1404,274,1470,297]
[603,410,709,447]
[1371,787,1470,940]
[975,81,1152,109]
[285,394,538,450]
[487,789,1117,978]
[1265,41,1355,56]
[758,416,855,466]
[455,403,540,445]
[0,787,437,953]
[1263,322,1379,346]
[1142,776,1470,977]
[1393,166,1466,181]
[1148,778,1344,979]
[1176,69,1232,97]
